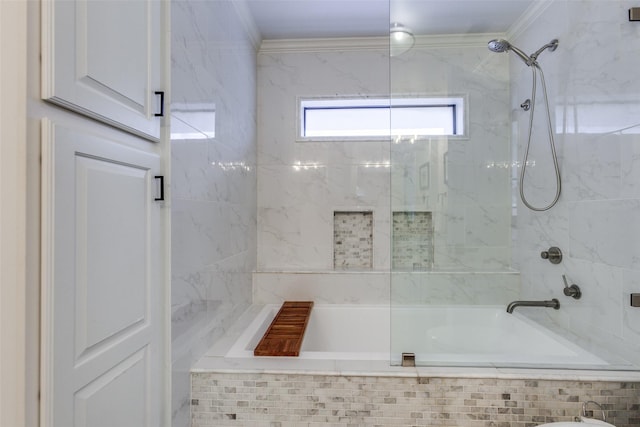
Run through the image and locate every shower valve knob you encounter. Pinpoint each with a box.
[562,274,581,299]
[541,246,562,264]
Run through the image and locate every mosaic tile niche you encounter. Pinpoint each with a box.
[392,211,433,270]
[333,211,374,270]
[191,373,640,427]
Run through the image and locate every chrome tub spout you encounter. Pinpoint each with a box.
[506,299,560,313]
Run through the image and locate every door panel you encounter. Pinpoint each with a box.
[75,155,149,358]
[42,0,162,141]
[74,349,148,427]
[83,0,148,109]
[41,120,164,427]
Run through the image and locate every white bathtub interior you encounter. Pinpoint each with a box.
[225,304,612,367]
[227,304,390,360]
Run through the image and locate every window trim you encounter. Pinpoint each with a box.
[296,94,468,142]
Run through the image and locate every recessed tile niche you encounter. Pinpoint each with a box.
[333,211,373,270]
[392,211,433,270]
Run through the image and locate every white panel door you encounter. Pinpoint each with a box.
[42,0,163,141]
[41,120,166,427]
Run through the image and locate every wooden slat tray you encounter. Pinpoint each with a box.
[254,301,314,357]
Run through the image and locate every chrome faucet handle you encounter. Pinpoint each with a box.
[562,275,582,299]
[541,246,562,264]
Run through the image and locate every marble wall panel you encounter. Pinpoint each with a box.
[171,1,258,425]
[390,44,512,270]
[253,271,520,306]
[257,40,513,272]
[256,47,391,271]
[512,0,640,369]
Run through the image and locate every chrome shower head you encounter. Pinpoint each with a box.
[488,38,534,66]
[487,39,510,53]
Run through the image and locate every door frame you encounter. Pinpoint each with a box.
[0,1,28,427]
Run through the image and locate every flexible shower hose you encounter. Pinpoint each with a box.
[519,63,562,211]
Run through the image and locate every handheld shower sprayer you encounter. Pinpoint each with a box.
[487,38,562,211]
[487,38,559,66]
[487,39,533,65]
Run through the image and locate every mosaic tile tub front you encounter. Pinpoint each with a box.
[191,373,640,427]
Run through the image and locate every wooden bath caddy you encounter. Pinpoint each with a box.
[254,301,314,357]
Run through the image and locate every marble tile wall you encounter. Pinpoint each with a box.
[256,38,513,273]
[253,271,520,306]
[511,0,640,368]
[191,373,640,427]
[390,42,512,271]
[171,1,258,426]
[256,47,391,271]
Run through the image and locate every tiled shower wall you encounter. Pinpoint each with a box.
[171,2,258,426]
[511,0,640,367]
[256,45,390,271]
[192,373,640,427]
[389,40,512,271]
[256,37,512,273]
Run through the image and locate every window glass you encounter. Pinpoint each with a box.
[299,97,464,139]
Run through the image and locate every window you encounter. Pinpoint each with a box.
[299,96,465,140]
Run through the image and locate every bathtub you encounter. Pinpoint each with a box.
[226,304,608,367]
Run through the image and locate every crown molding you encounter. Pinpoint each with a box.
[259,32,504,54]
[413,33,503,49]
[259,36,388,54]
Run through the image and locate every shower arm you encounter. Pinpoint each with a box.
[529,39,559,62]
[509,45,536,66]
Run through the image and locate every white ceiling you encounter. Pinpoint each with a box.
[245,0,535,40]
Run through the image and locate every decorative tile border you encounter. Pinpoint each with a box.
[192,373,640,427]
[334,211,373,270]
